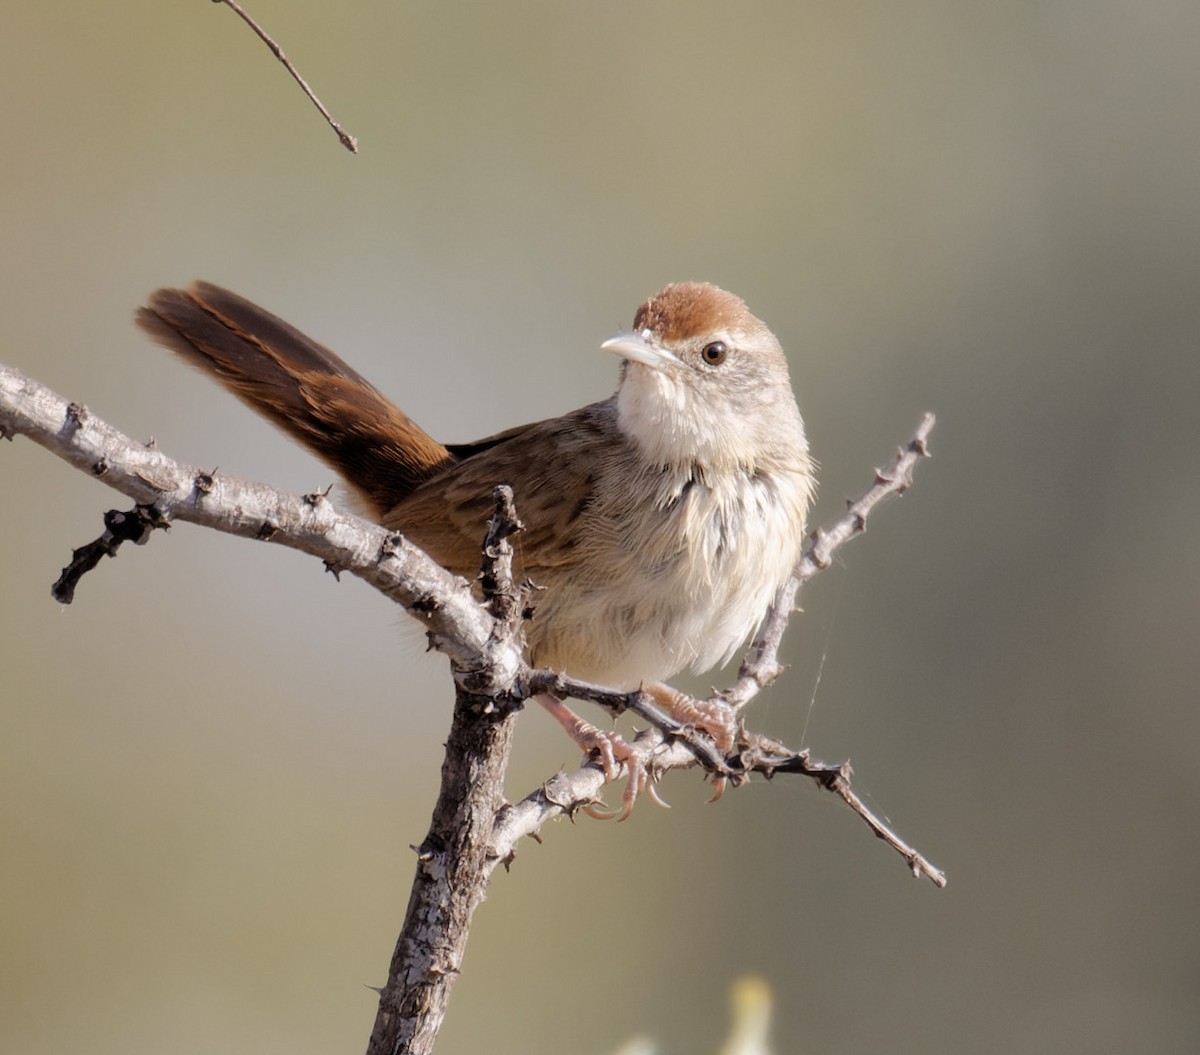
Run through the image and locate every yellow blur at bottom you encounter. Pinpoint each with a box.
[611,977,774,1055]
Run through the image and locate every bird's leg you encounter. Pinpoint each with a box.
[536,693,667,820]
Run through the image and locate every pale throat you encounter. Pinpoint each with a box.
[615,364,753,473]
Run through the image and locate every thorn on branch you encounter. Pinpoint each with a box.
[378,532,405,563]
[808,527,833,569]
[52,504,171,604]
[304,483,335,506]
[64,402,88,432]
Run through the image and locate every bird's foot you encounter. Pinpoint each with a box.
[643,683,742,802]
[538,694,669,820]
[644,683,741,753]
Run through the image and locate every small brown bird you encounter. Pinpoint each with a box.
[138,281,815,813]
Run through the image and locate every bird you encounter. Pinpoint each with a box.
[137,281,816,814]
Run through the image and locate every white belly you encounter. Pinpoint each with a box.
[527,467,808,689]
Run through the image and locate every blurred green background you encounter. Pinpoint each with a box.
[2,2,1197,1052]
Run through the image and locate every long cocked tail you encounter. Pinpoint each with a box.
[136,282,453,517]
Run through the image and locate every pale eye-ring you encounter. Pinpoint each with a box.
[701,340,728,366]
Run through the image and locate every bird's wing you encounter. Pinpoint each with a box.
[385,399,622,579]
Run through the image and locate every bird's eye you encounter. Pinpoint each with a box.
[701,341,728,366]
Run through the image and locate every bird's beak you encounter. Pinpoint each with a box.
[601,331,681,371]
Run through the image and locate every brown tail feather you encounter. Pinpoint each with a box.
[136,282,455,517]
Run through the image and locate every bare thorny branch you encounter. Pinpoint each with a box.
[1,362,941,1054]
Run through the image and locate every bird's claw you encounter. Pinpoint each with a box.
[577,728,671,821]
[707,773,728,803]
